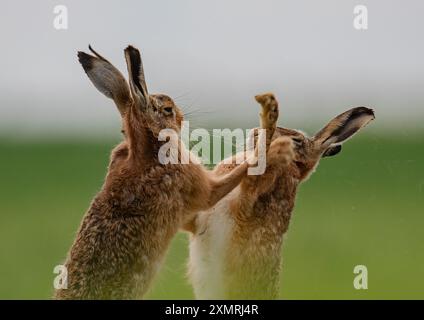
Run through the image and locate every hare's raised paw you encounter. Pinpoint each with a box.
[255,93,279,131]
[268,136,295,165]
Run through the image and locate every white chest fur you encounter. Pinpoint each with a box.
[188,187,239,299]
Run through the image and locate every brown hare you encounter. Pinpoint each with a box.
[54,45,261,299]
[187,94,375,299]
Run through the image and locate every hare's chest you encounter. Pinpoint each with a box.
[136,170,184,202]
[188,187,239,299]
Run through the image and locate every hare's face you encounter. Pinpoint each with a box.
[149,94,184,132]
[273,106,375,181]
[272,128,321,181]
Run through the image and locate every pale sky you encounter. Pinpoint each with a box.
[1,0,423,137]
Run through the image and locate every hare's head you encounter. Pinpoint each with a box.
[146,94,184,133]
[123,45,184,135]
[273,107,375,181]
[78,45,184,137]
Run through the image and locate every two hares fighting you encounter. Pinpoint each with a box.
[187,94,375,299]
[55,45,256,299]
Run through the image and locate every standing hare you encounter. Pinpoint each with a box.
[187,94,375,299]
[54,45,260,299]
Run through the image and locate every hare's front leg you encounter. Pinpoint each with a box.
[266,137,295,168]
[192,94,280,211]
[255,92,279,151]
[202,161,249,209]
[240,137,294,199]
[238,93,283,195]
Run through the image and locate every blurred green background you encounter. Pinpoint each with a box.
[1,133,423,299]
[1,0,423,300]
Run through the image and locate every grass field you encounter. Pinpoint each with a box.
[0,134,423,299]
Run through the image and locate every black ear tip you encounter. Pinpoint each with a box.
[77,51,93,70]
[125,45,139,54]
[367,107,375,119]
[354,106,375,118]
[88,44,97,55]
[125,46,143,64]
[361,106,375,116]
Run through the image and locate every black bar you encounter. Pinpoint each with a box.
[0,300,419,318]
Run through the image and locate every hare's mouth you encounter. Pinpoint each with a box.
[294,160,307,171]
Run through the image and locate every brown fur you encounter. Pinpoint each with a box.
[54,46,253,299]
[188,98,375,299]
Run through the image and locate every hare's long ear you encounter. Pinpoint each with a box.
[78,45,131,117]
[313,107,375,156]
[124,45,149,107]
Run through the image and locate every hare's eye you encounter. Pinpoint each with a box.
[163,107,173,115]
